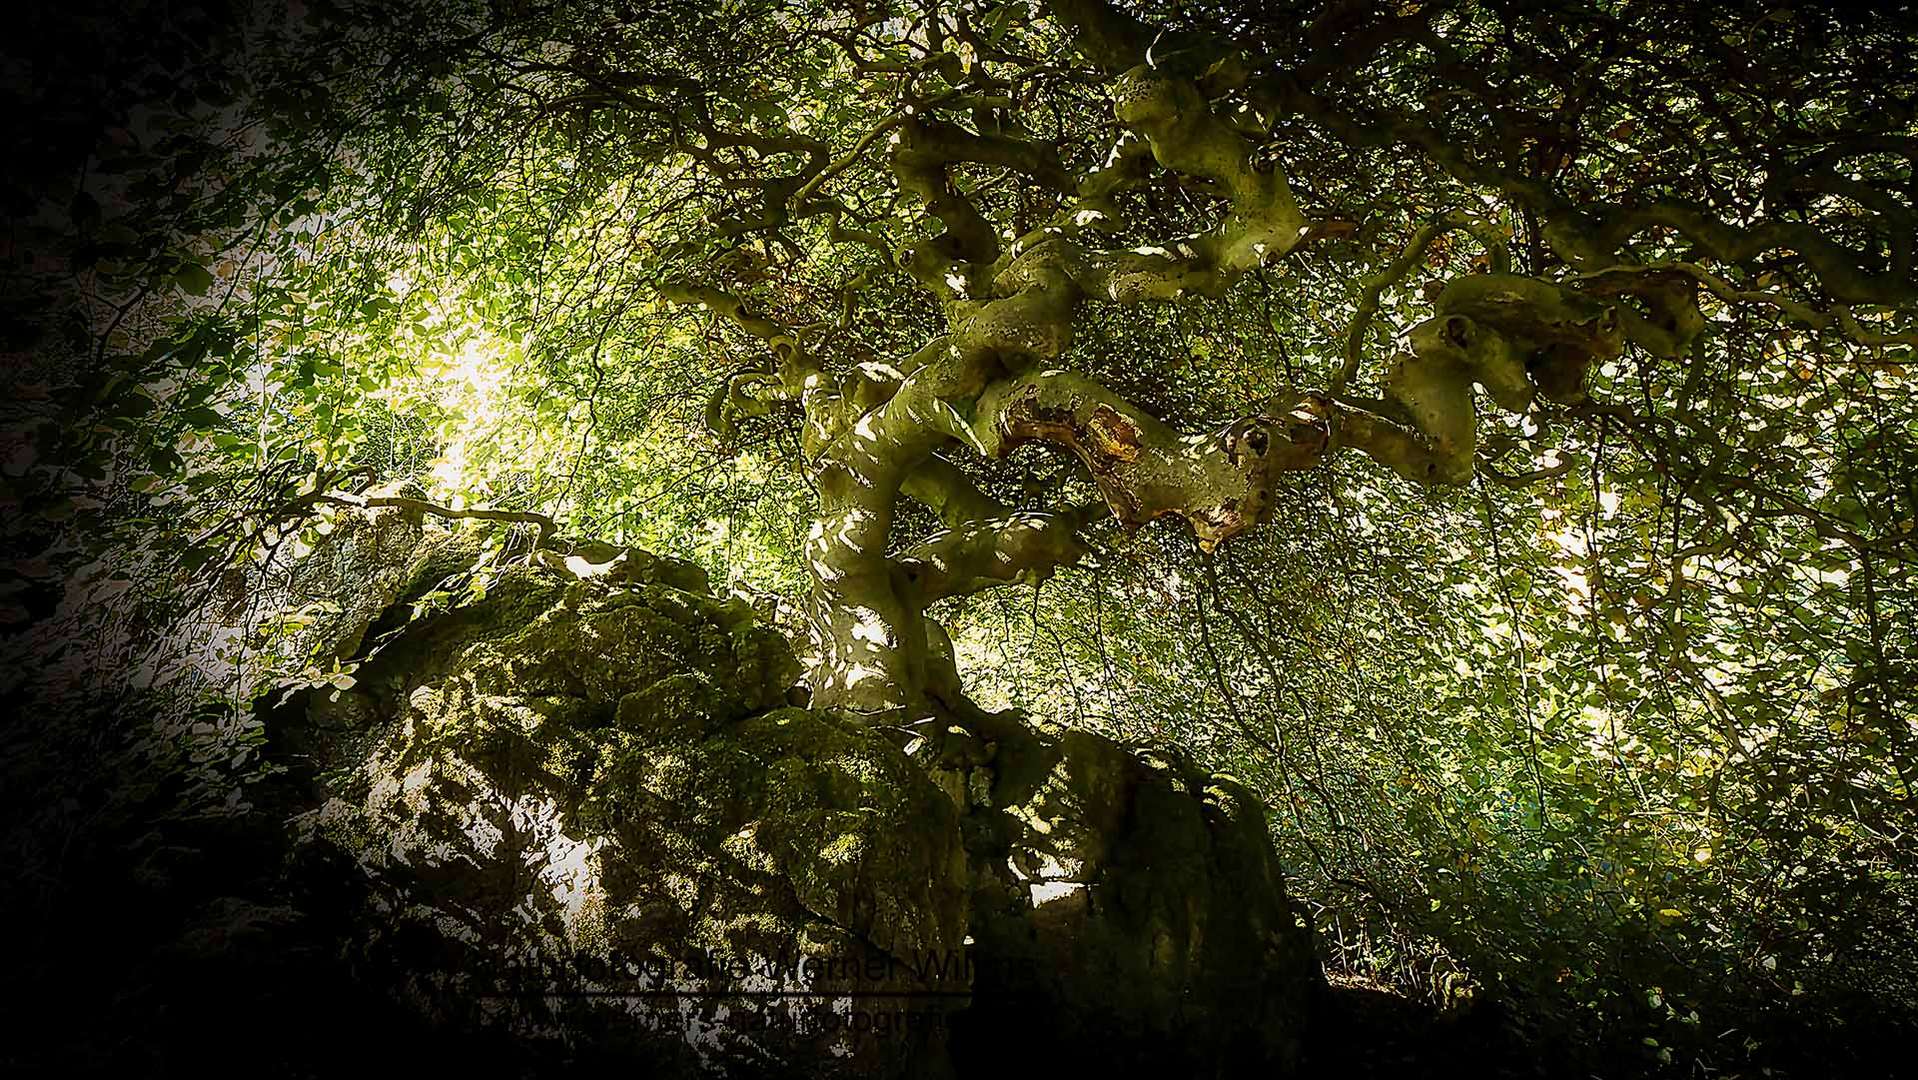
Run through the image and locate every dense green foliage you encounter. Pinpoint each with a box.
[5,0,1915,1074]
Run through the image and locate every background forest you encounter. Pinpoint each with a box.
[3,0,1915,1076]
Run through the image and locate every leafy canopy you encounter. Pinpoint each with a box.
[6,0,1917,1074]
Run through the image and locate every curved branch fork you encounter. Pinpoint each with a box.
[976,369,1331,550]
[1336,272,1683,486]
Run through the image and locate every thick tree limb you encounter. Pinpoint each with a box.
[897,505,1101,603]
[900,454,1012,528]
[900,116,1075,195]
[1336,210,1509,393]
[1108,65,1305,281]
[1586,201,1916,308]
[892,118,1004,282]
[1594,261,1918,351]
[1336,273,1631,484]
[973,369,1332,550]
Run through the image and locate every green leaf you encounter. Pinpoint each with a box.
[176,263,215,295]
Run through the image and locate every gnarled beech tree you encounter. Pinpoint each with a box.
[616,0,1916,719]
[13,4,1918,1069]
[39,0,1914,731]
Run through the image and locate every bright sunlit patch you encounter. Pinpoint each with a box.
[850,608,892,647]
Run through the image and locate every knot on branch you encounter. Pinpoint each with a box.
[1573,267,1707,359]
[1341,273,1658,486]
[1183,394,1333,549]
[1257,391,1338,468]
[1110,68,1192,130]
